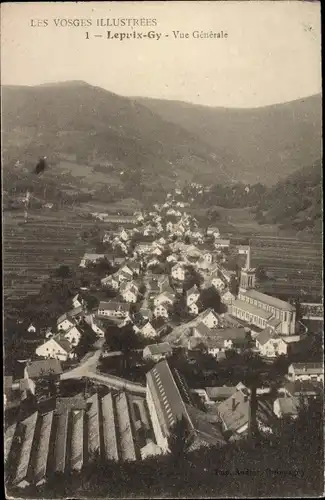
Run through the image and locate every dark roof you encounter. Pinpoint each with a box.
[98,301,130,312]
[205,386,237,400]
[145,342,173,356]
[54,335,73,353]
[26,359,63,378]
[283,380,323,396]
[290,362,323,375]
[244,289,296,312]
[256,328,274,346]
[146,360,188,429]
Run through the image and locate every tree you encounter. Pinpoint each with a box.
[84,295,99,312]
[55,264,72,286]
[200,286,222,312]
[167,415,194,464]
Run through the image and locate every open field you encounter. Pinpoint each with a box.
[3,210,98,301]
[250,236,323,301]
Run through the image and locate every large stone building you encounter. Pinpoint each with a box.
[230,249,296,335]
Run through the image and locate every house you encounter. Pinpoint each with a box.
[101,274,119,290]
[80,253,105,268]
[200,308,219,328]
[63,325,82,346]
[167,254,178,263]
[190,327,248,356]
[166,221,174,232]
[143,343,173,362]
[97,301,130,319]
[120,282,138,303]
[287,362,324,382]
[211,278,225,292]
[186,285,200,307]
[26,323,37,334]
[207,227,220,238]
[154,302,173,319]
[134,241,154,255]
[154,292,175,308]
[138,321,157,338]
[256,330,305,358]
[139,307,153,322]
[57,314,75,332]
[146,360,226,452]
[188,302,200,316]
[72,294,83,309]
[273,396,300,419]
[171,263,186,281]
[220,290,236,306]
[84,314,105,338]
[217,386,276,440]
[214,239,230,249]
[201,250,214,264]
[35,335,75,362]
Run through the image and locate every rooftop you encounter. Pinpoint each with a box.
[232,299,274,320]
[290,362,323,374]
[26,359,63,379]
[144,343,173,356]
[243,289,296,312]
[98,301,130,312]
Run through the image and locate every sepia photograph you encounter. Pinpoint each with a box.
[2,1,323,498]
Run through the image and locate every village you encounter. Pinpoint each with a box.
[4,186,324,490]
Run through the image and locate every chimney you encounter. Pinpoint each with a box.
[232,397,236,412]
[246,248,251,270]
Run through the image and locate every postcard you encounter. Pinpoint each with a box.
[2,1,323,498]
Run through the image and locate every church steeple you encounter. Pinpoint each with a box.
[239,248,256,294]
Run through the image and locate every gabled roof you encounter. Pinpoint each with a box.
[26,359,63,378]
[145,343,173,355]
[217,389,275,433]
[290,362,323,375]
[232,299,274,320]
[244,289,296,312]
[205,386,237,400]
[275,397,300,416]
[186,285,200,297]
[98,301,130,312]
[53,335,74,353]
[282,380,323,397]
[256,327,275,346]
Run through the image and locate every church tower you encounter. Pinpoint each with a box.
[239,248,256,294]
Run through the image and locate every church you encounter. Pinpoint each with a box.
[230,249,296,335]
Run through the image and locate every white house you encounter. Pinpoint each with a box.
[154,302,172,319]
[171,263,186,281]
[35,335,75,362]
[188,302,200,316]
[200,309,219,329]
[154,292,175,308]
[138,321,157,338]
[64,326,82,346]
[211,278,225,292]
[221,290,235,306]
[57,314,75,332]
[287,363,324,382]
[27,323,36,334]
[214,239,230,249]
[101,274,119,290]
[120,283,138,303]
[72,294,83,309]
[80,253,105,268]
[256,330,305,358]
[186,285,200,307]
[97,301,130,319]
[84,314,105,338]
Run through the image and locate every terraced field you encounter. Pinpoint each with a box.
[250,236,323,301]
[5,391,155,489]
[3,210,99,301]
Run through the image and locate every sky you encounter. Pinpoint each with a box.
[1,1,322,108]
